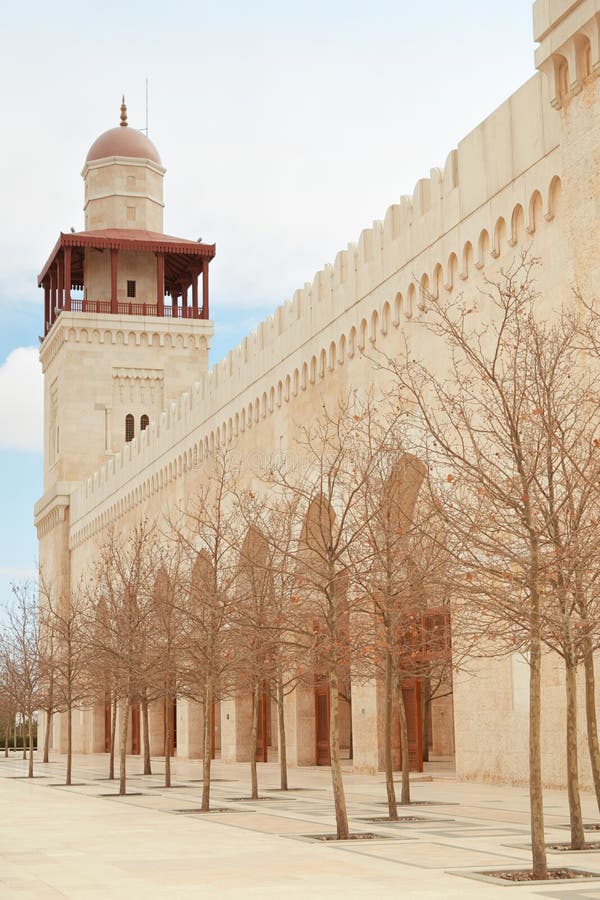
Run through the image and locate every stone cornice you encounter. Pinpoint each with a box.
[113,367,164,381]
[81,156,166,178]
[83,190,165,210]
[34,483,74,538]
[39,314,215,371]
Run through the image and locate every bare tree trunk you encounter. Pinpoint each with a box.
[565,654,585,849]
[384,650,398,819]
[13,720,17,753]
[421,675,431,764]
[109,694,117,780]
[201,678,213,812]
[141,689,152,775]
[27,714,34,778]
[22,711,27,760]
[119,697,131,796]
[164,695,172,789]
[66,704,72,786]
[277,676,288,791]
[329,668,349,839]
[250,682,260,801]
[4,722,9,757]
[396,679,411,806]
[583,641,600,814]
[529,628,548,879]
[43,709,52,764]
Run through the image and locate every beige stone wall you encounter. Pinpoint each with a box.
[38,315,213,493]
[38,2,600,783]
[83,158,164,232]
[84,249,159,306]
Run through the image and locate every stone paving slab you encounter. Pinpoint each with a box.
[5,752,600,898]
[196,812,334,834]
[329,839,527,869]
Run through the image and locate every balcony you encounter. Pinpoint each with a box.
[65,299,206,319]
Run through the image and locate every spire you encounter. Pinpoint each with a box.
[120,95,128,127]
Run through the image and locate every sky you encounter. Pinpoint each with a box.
[0,0,537,605]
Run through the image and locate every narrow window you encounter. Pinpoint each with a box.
[127,280,136,298]
[125,414,135,442]
[140,414,149,431]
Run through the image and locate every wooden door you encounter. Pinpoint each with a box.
[400,679,423,772]
[255,686,269,763]
[210,701,216,760]
[315,684,331,765]
[104,695,111,753]
[131,702,141,755]
[163,698,177,756]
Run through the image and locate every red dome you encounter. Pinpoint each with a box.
[85,126,162,165]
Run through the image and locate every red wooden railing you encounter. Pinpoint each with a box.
[66,299,205,318]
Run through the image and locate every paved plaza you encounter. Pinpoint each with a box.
[2,753,600,898]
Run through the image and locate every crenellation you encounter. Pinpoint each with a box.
[68,174,566,532]
[442,150,459,193]
[63,68,574,539]
[412,178,431,216]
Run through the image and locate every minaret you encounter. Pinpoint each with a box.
[35,100,216,576]
[82,96,165,232]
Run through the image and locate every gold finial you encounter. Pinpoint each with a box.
[120,95,128,127]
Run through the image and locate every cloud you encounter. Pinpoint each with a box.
[0,347,42,452]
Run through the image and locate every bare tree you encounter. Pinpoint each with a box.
[37,573,58,765]
[90,521,157,795]
[234,522,282,800]
[148,546,187,789]
[387,258,600,872]
[263,394,401,839]
[356,447,458,815]
[245,497,307,792]
[0,657,17,757]
[174,451,241,812]
[39,579,91,785]
[2,581,42,777]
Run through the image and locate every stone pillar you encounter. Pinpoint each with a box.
[351,678,381,774]
[220,693,253,763]
[235,693,253,762]
[176,698,204,759]
[148,699,165,756]
[284,684,316,767]
[220,698,237,763]
[91,703,106,753]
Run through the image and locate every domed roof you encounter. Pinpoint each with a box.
[85,98,162,165]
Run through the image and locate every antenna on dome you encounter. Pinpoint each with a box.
[143,77,149,136]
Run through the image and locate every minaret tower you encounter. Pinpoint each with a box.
[35,101,215,587]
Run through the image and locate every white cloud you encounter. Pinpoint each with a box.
[0,347,42,452]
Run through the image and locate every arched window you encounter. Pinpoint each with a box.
[140,414,149,431]
[125,414,135,442]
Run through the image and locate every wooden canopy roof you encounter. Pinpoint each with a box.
[38,229,216,294]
